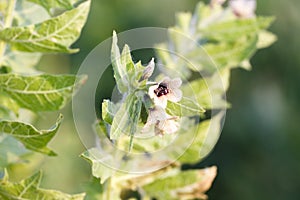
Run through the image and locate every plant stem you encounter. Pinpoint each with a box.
[0,0,16,65]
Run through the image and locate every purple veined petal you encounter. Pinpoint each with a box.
[148,106,168,123]
[154,95,168,108]
[169,78,182,89]
[229,0,256,18]
[167,88,183,102]
[157,119,179,134]
[161,77,171,85]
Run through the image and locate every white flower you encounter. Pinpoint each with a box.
[142,106,179,135]
[148,77,182,108]
[229,0,256,18]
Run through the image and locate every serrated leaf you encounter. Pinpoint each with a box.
[0,170,85,200]
[0,114,63,156]
[0,74,86,112]
[166,97,205,117]
[26,0,73,13]
[81,148,115,184]
[142,166,217,200]
[200,17,275,42]
[0,1,90,53]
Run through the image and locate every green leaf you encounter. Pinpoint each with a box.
[257,30,277,49]
[26,0,73,13]
[0,74,86,112]
[101,99,118,125]
[110,94,142,141]
[111,31,128,93]
[82,177,105,200]
[0,93,19,117]
[111,32,152,93]
[0,114,63,156]
[0,1,90,53]
[181,69,230,110]
[200,17,275,42]
[166,97,205,117]
[0,170,85,200]
[142,166,217,200]
[81,148,115,184]
[14,0,50,26]
[185,34,258,71]
[178,111,225,164]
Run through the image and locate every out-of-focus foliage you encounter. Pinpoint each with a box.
[0,0,90,198]
[0,170,85,200]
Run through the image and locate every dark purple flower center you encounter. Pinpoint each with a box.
[154,83,169,97]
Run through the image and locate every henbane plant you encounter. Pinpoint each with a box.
[0,0,276,199]
[81,0,276,199]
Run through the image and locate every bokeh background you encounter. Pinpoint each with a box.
[34,0,300,199]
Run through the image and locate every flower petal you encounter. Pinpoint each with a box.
[154,95,168,108]
[229,0,256,18]
[148,84,158,99]
[157,119,179,134]
[169,78,182,89]
[167,88,182,102]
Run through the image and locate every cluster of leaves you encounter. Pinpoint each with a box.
[0,0,89,199]
[82,1,276,200]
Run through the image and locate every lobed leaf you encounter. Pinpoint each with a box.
[0,170,85,200]
[0,114,63,156]
[0,74,86,112]
[0,1,90,53]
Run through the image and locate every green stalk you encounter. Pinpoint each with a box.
[0,0,16,64]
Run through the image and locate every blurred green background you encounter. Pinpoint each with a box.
[34,0,300,199]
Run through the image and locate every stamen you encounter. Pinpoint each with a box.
[154,83,169,97]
